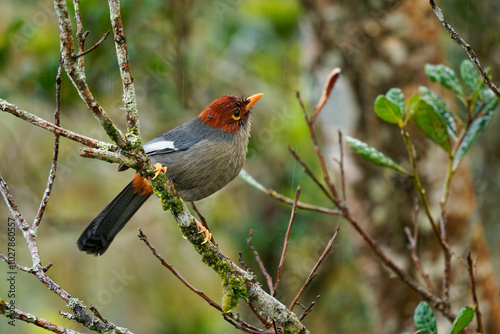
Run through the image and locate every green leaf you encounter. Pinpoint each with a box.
[405,93,420,123]
[452,110,493,172]
[414,302,437,334]
[419,86,457,139]
[386,88,405,115]
[374,95,403,125]
[460,59,482,89]
[345,136,407,174]
[425,63,465,98]
[413,99,451,153]
[449,306,475,334]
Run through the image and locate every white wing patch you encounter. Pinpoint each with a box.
[144,140,176,153]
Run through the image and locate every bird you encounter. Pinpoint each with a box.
[77,93,263,255]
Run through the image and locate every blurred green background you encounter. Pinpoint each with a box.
[1,0,500,333]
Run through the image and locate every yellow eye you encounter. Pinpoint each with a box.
[232,109,241,120]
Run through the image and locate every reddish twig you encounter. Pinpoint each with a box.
[247,230,274,294]
[298,295,320,321]
[222,313,265,334]
[244,300,272,332]
[138,229,262,332]
[138,229,223,311]
[72,30,111,58]
[273,186,301,295]
[296,92,340,204]
[289,223,340,311]
[467,251,483,333]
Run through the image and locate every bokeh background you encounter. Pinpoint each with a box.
[1,0,500,333]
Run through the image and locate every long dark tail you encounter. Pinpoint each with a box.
[77,181,151,255]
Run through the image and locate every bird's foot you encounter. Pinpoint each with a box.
[194,218,212,244]
[152,163,168,179]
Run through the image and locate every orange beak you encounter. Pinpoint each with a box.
[245,93,263,111]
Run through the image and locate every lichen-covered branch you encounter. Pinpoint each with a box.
[54,0,128,148]
[108,0,140,138]
[0,99,115,151]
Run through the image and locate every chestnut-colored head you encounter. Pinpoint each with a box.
[198,93,263,133]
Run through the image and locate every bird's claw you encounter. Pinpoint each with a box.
[194,218,212,244]
[152,163,167,180]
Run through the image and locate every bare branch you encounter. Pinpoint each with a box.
[429,0,500,100]
[404,207,437,295]
[298,295,320,321]
[138,229,224,312]
[72,30,111,58]
[274,186,301,295]
[33,57,63,229]
[467,251,483,333]
[296,92,340,204]
[139,230,265,333]
[247,230,274,293]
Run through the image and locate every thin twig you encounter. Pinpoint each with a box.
[247,230,274,293]
[244,300,271,332]
[338,130,346,202]
[274,186,301,295]
[222,313,265,334]
[289,223,340,311]
[72,30,111,58]
[429,0,500,100]
[72,0,86,71]
[297,92,340,204]
[440,204,451,308]
[467,251,483,334]
[138,229,224,312]
[139,230,263,332]
[404,225,437,295]
[298,295,320,321]
[33,56,63,229]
